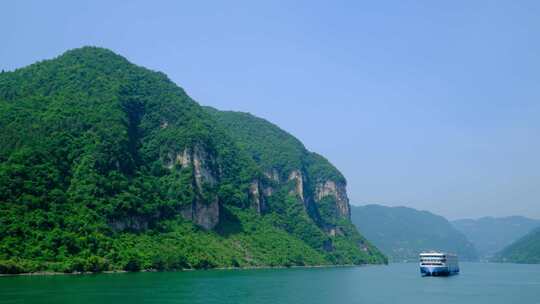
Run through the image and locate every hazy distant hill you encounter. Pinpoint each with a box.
[493,227,540,264]
[351,204,478,262]
[452,216,540,259]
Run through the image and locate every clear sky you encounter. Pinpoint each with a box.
[2,1,539,219]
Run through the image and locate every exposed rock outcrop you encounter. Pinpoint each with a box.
[166,145,220,230]
[191,145,217,191]
[249,179,266,214]
[288,170,305,202]
[264,168,280,182]
[315,180,350,219]
[327,226,344,237]
[262,185,274,197]
[163,135,350,232]
[181,196,220,230]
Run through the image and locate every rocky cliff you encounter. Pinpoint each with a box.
[166,145,220,230]
[205,108,375,253]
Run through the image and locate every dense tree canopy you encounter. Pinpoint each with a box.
[493,227,540,264]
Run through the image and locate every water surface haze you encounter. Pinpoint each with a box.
[2,263,539,304]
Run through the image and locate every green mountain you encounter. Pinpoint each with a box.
[350,204,478,262]
[0,47,385,274]
[493,227,540,264]
[452,216,540,260]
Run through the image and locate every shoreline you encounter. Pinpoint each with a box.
[0,263,385,277]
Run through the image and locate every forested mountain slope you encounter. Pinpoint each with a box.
[351,204,477,262]
[492,227,540,264]
[452,216,540,260]
[0,47,385,274]
[205,108,384,261]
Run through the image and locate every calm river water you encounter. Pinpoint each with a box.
[1,263,539,304]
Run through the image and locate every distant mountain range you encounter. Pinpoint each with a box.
[351,203,540,264]
[452,216,540,260]
[492,227,540,263]
[351,204,478,262]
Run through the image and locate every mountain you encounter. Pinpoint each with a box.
[350,204,478,262]
[204,108,385,260]
[0,47,385,274]
[492,227,540,263]
[452,216,540,260]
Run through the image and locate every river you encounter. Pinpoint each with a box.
[1,263,539,303]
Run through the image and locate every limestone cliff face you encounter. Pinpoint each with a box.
[161,122,352,234]
[185,195,219,230]
[256,165,352,238]
[163,142,352,232]
[315,180,350,219]
[249,179,266,214]
[264,168,280,183]
[288,170,305,202]
[261,169,279,198]
[112,143,222,231]
[167,145,220,230]
[284,167,352,222]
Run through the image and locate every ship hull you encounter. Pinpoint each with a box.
[420,266,459,276]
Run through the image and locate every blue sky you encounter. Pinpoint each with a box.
[2,1,539,219]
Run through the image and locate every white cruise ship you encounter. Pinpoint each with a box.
[419,251,459,276]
